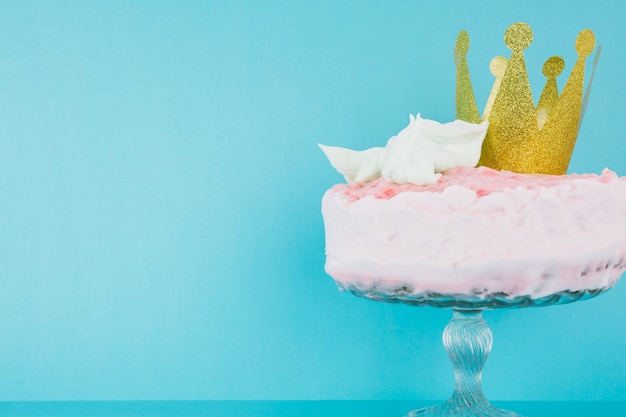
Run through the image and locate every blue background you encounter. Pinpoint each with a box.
[0,0,624,402]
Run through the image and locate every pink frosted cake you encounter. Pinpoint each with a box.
[320,23,626,302]
[322,166,626,299]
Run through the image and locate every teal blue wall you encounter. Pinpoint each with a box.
[0,0,624,401]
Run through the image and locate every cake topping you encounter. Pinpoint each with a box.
[457,22,600,175]
[319,114,488,186]
[321,23,600,186]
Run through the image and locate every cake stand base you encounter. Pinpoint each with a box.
[407,401,522,417]
[405,310,523,417]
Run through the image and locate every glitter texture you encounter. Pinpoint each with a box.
[536,56,564,128]
[457,23,596,175]
[482,56,508,122]
[454,30,480,124]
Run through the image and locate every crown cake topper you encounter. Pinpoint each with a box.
[456,22,600,175]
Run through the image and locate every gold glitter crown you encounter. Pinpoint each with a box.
[455,22,600,175]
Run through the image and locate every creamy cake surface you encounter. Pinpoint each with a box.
[322,166,626,298]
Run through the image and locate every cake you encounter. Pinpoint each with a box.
[322,166,626,301]
[320,23,626,303]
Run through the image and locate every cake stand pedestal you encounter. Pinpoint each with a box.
[338,284,608,417]
[409,310,516,417]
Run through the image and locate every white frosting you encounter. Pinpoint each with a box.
[319,114,488,186]
[318,145,387,183]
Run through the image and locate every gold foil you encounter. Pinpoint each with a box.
[530,29,595,174]
[482,56,508,122]
[455,30,481,123]
[536,56,564,129]
[579,43,601,133]
[457,23,597,175]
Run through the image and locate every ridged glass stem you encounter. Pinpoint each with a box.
[444,310,491,406]
[406,310,522,416]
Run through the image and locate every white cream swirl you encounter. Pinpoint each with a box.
[319,114,488,186]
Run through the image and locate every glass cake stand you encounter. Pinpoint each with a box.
[337,283,609,417]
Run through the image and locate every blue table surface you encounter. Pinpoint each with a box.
[0,401,623,417]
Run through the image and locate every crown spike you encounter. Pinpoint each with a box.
[455,30,481,123]
[478,23,536,171]
[579,43,601,132]
[530,29,595,174]
[575,29,596,57]
[482,56,508,122]
[536,56,565,129]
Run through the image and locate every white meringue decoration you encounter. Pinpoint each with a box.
[318,144,387,183]
[319,114,488,186]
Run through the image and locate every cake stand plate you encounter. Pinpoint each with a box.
[337,283,610,417]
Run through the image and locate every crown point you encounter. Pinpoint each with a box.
[489,56,508,78]
[542,56,565,77]
[575,29,595,58]
[456,30,470,55]
[504,22,533,51]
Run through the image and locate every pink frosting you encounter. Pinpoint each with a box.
[322,167,626,298]
[334,166,618,201]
